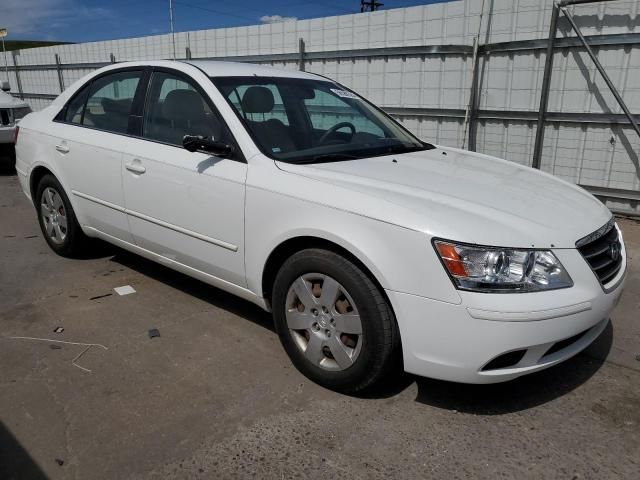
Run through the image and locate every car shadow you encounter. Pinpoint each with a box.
[0,421,48,480]
[102,242,612,413]
[0,146,16,175]
[66,238,120,260]
[0,163,16,176]
[109,248,274,333]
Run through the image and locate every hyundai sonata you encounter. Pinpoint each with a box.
[15,61,626,392]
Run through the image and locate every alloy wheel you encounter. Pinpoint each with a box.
[285,273,363,371]
[40,187,68,245]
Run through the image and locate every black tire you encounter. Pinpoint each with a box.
[35,174,88,257]
[272,248,399,393]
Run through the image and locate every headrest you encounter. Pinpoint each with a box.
[241,86,274,114]
[101,97,131,115]
[163,89,205,120]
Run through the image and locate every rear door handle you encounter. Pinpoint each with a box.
[55,144,70,153]
[125,161,146,175]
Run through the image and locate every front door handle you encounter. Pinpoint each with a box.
[55,144,70,154]
[125,161,146,175]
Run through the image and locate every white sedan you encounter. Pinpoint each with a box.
[15,61,626,392]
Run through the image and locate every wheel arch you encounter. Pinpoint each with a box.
[261,235,392,312]
[28,163,87,229]
[261,234,404,374]
[29,164,55,201]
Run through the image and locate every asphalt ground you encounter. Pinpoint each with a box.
[1,165,639,479]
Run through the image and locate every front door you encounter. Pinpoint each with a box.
[121,70,247,287]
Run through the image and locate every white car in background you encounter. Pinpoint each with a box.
[0,83,31,167]
[15,61,626,393]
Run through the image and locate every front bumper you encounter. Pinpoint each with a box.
[388,245,626,384]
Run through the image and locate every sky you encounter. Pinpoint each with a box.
[3,0,449,43]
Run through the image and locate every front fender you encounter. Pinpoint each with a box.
[244,185,462,306]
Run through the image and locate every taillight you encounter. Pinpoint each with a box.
[14,125,19,144]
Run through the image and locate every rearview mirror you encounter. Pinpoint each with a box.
[182,135,234,157]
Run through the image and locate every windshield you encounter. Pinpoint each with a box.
[211,76,432,164]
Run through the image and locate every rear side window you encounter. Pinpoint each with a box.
[63,86,89,124]
[83,71,142,134]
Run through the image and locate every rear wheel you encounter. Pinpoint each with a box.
[272,248,398,393]
[36,174,88,257]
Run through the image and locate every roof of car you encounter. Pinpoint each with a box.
[92,60,326,81]
[51,60,331,108]
[185,60,323,80]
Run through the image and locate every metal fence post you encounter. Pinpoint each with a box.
[11,51,24,100]
[467,48,482,151]
[55,54,65,92]
[561,6,640,141]
[299,38,306,71]
[532,3,560,169]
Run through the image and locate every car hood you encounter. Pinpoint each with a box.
[275,146,612,248]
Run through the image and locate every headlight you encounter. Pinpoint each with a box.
[433,240,573,292]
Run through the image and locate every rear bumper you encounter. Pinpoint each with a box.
[388,247,626,384]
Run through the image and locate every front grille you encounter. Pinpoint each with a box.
[576,219,622,287]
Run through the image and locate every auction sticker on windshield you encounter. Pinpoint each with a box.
[330,88,359,99]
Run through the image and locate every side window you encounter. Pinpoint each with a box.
[143,71,227,146]
[83,71,142,134]
[63,85,90,124]
[305,89,384,137]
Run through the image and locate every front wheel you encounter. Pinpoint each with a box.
[272,248,399,393]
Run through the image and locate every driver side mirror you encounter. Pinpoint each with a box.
[182,135,234,158]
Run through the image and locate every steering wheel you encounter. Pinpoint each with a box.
[317,122,356,146]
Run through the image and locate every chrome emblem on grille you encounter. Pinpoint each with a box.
[609,241,620,261]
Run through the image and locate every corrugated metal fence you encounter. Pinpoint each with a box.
[5,0,640,213]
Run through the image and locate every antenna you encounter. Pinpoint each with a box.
[361,0,383,12]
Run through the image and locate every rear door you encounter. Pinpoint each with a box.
[121,68,247,287]
[50,69,146,242]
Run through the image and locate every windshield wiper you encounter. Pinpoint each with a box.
[297,153,361,164]
[384,143,428,155]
